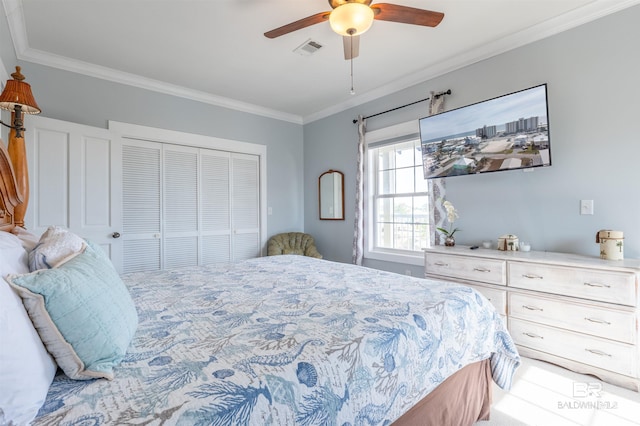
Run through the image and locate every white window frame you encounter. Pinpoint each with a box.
[364,120,431,266]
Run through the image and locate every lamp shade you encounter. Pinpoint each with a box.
[329,3,374,36]
[0,67,41,114]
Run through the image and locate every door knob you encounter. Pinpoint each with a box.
[112,232,121,239]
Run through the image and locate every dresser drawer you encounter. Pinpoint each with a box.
[508,262,636,306]
[467,284,506,315]
[509,293,636,344]
[425,253,506,285]
[510,318,637,377]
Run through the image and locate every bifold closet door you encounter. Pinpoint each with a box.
[200,151,261,263]
[121,140,261,273]
[163,146,199,269]
[122,142,203,272]
[231,153,261,261]
[121,141,162,273]
[200,150,232,264]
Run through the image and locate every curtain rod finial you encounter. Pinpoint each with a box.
[435,89,452,99]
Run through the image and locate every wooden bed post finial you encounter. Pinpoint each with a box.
[0,66,40,228]
[8,125,28,227]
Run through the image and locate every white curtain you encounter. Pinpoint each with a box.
[428,92,447,246]
[352,91,447,263]
[352,115,366,265]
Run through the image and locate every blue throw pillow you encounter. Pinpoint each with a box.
[8,240,138,380]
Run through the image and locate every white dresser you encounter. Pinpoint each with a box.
[424,245,640,391]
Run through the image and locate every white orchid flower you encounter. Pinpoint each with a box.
[437,200,460,238]
[443,201,459,223]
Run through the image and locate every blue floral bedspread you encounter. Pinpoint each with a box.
[34,255,520,425]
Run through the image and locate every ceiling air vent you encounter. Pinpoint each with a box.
[293,39,323,56]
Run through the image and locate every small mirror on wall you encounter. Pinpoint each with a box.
[319,170,344,220]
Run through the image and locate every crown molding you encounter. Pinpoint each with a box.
[19,48,303,125]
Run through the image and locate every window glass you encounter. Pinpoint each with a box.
[368,137,430,256]
[395,168,414,194]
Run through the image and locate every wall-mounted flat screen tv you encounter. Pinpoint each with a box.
[420,84,551,179]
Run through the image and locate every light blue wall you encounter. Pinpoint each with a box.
[0,12,305,244]
[304,5,640,272]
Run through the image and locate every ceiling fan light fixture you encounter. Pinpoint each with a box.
[329,3,374,36]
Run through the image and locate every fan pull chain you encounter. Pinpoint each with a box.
[350,55,355,95]
[348,29,355,95]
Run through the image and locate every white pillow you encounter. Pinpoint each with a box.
[11,226,41,252]
[0,231,29,276]
[0,232,57,425]
[29,226,86,271]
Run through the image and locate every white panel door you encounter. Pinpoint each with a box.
[25,116,122,265]
[29,127,70,230]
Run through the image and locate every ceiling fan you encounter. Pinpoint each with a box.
[264,0,444,60]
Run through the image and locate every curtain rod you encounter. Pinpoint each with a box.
[352,89,451,124]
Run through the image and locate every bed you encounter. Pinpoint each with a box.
[0,135,520,425]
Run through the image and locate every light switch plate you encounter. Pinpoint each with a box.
[580,200,594,215]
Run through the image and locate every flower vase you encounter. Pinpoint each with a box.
[444,236,455,247]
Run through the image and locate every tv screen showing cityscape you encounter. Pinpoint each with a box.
[420,84,551,179]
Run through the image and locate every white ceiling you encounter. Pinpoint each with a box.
[3,0,639,124]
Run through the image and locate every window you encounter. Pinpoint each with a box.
[365,135,430,265]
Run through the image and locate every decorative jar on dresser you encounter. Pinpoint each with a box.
[424,245,640,392]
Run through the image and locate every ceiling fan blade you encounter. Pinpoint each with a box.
[264,11,331,38]
[343,35,360,60]
[371,3,444,27]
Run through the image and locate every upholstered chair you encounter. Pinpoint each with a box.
[267,232,322,259]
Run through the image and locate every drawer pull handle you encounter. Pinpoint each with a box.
[522,274,543,279]
[434,262,449,267]
[585,317,611,325]
[585,348,612,357]
[473,267,491,273]
[523,332,544,339]
[583,282,611,288]
[522,305,543,311]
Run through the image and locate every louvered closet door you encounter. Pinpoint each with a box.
[121,140,261,272]
[122,142,162,273]
[200,150,232,264]
[231,153,261,260]
[164,146,199,269]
